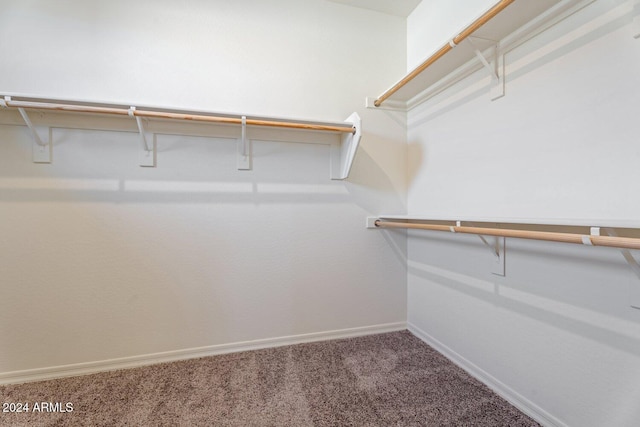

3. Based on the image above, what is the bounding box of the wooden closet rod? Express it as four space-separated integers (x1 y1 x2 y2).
374 0 515 107
3 99 356 134
375 220 640 251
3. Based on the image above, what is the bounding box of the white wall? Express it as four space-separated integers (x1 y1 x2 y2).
405 0 640 426
0 0 408 378
407 0 495 70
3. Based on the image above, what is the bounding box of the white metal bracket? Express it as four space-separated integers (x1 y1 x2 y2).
330 112 362 180
12 96 52 163
599 227 640 309
463 222 506 276
481 235 506 276
237 115 251 170
129 107 156 167
367 218 506 275
466 37 504 101
633 0 640 39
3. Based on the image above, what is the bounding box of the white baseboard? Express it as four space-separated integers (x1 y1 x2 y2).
0 322 406 386
407 322 566 427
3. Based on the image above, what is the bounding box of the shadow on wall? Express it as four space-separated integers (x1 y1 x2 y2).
407 140 424 188
0 125 410 371
338 129 409 268
0 124 410 213
407 0 636 130
505 0 636 87
0 133 355 206
402 229 640 359
344 142 406 216
0 179 355 205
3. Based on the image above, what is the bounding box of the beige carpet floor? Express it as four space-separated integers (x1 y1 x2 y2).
1 331 539 426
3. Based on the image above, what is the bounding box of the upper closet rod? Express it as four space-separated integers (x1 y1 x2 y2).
374 0 515 107
3 98 356 134
375 220 640 251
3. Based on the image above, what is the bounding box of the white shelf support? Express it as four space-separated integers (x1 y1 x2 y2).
129 106 156 167
237 115 251 170
368 216 506 275
330 112 361 180
600 227 640 309
477 234 506 276
370 1 598 111
633 0 640 38
463 221 506 276
1 95 358 178
489 236 506 276
11 96 52 163
467 37 505 101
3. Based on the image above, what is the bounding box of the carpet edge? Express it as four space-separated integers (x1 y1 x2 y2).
407 322 566 427
0 322 407 386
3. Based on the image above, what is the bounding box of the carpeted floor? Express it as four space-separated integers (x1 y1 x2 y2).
1 331 539 426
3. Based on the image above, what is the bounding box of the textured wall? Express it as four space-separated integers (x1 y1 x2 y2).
0 0 407 376
405 0 640 426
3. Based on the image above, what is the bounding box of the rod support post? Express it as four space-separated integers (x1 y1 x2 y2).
14 102 52 163
130 106 156 167
237 115 251 170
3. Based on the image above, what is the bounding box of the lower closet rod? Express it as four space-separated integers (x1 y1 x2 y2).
374 220 640 250
3 99 356 134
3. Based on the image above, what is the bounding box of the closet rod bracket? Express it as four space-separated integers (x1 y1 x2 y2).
11 96 52 163
466 37 504 101
237 115 251 170
330 112 361 180
129 106 156 167
462 221 505 276
599 227 640 309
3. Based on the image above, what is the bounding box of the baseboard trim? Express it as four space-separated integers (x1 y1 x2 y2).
0 322 406 386
407 322 566 427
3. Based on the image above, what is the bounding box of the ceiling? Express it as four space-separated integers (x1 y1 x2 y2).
326 0 422 18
